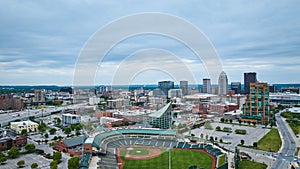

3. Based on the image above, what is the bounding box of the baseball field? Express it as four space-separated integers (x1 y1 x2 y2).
118 146 215 169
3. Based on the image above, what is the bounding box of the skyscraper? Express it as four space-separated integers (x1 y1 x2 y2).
218 71 228 95
241 82 272 124
244 72 257 94
158 81 174 96
231 82 241 94
180 81 188 95
202 78 211 94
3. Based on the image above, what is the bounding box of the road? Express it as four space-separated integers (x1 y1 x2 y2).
270 112 297 169
0 103 87 126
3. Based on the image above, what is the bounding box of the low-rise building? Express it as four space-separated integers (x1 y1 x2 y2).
54 136 86 156
10 120 38 134
0 136 27 151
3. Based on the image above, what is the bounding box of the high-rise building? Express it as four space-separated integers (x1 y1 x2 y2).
218 71 228 95
158 81 174 96
34 90 45 102
231 82 241 94
202 78 211 94
180 81 188 95
241 82 272 124
244 72 257 94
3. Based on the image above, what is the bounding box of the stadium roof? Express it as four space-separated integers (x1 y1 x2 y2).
79 152 91 169
63 135 86 147
148 102 172 118
91 128 176 148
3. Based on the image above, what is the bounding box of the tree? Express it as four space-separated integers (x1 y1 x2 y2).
75 125 82 131
241 139 245 145
76 131 81 136
45 133 49 138
8 146 20 158
50 160 58 169
252 121 256 126
1 146 7 151
21 129 28 136
220 139 223 143
216 126 221 131
53 152 62 162
64 128 71 134
173 112 178 118
68 156 80 169
49 128 57 135
0 156 7 164
247 121 251 125
229 119 233 123
239 120 242 125
253 142 258 148
17 160 25 167
25 144 35 153
38 122 47 132
220 118 225 123
31 163 38 169
0 152 5 158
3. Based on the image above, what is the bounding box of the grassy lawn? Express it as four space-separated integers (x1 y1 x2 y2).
218 154 226 167
238 160 267 169
204 122 213 130
281 111 300 135
122 149 213 169
257 128 282 152
295 147 300 156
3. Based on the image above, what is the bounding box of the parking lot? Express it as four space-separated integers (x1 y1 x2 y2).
1 153 51 169
189 122 271 147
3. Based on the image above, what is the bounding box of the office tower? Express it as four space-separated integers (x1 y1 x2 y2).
241 82 272 124
158 81 174 96
231 82 241 94
244 72 257 94
180 81 188 95
202 78 211 94
218 71 228 95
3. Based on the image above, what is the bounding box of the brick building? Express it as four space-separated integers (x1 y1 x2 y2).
54 136 86 156
0 94 24 111
0 136 27 151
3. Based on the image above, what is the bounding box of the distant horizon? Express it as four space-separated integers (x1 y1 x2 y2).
1 83 300 87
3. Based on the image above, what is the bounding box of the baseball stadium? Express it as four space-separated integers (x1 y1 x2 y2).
79 103 227 169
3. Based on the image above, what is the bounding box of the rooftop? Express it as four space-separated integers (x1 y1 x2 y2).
148 102 172 118
63 135 86 147
10 120 38 126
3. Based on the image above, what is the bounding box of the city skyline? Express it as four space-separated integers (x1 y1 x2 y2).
0 1 300 85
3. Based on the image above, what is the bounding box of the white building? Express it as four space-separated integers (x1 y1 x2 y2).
89 96 101 105
62 113 81 125
10 120 39 134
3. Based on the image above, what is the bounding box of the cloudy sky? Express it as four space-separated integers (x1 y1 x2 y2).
0 0 299 86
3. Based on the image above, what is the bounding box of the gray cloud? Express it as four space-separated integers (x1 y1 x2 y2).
0 0 299 85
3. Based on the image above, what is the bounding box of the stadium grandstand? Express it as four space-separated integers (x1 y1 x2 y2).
79 128 225 169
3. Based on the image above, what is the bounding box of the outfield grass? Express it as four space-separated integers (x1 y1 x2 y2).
238 160 267 169
257 128 282 152
218 154 226 167
122 149 213 169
